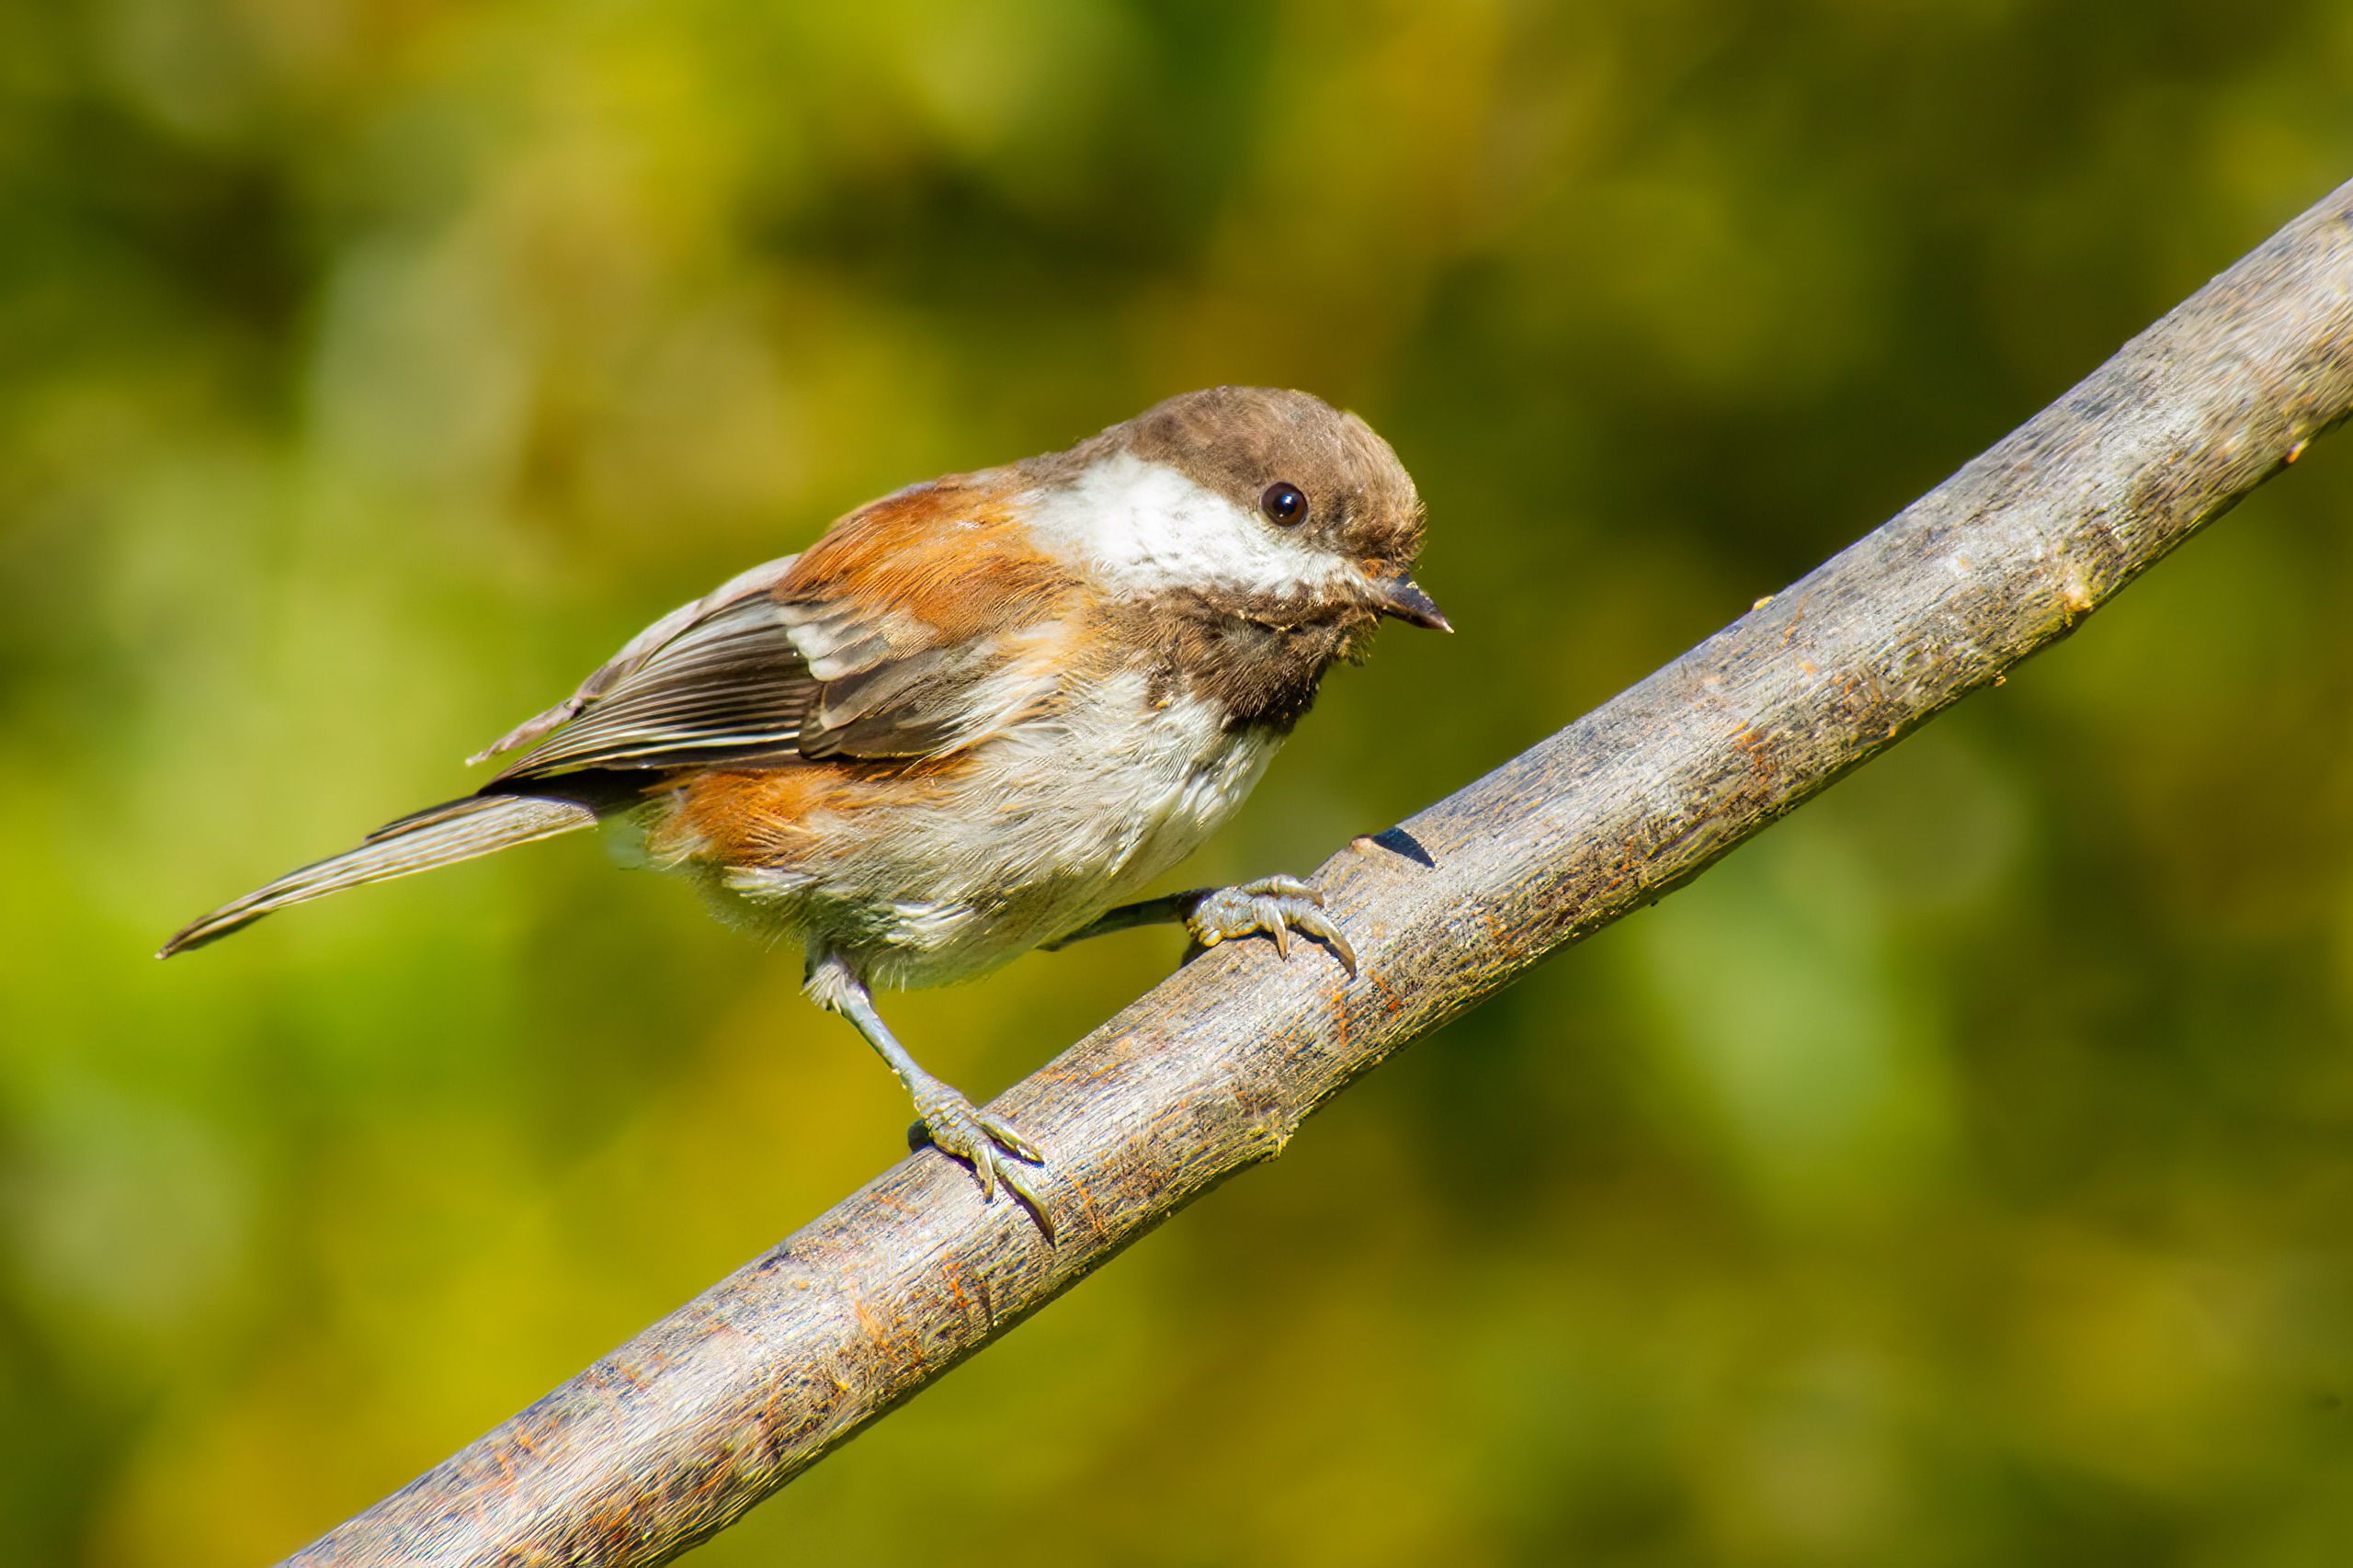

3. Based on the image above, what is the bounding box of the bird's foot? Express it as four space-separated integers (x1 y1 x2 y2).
906 1081 1052 1236
1185 876 1357 977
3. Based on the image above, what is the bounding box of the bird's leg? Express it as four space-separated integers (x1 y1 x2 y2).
805 950 1051 1233
1043 876 1357 977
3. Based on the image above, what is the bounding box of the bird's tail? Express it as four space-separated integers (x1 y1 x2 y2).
158 793 597 957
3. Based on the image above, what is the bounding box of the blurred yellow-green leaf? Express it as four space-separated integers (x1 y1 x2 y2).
6 1 2353 1563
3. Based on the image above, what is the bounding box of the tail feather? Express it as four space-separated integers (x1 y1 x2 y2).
158 793 597 957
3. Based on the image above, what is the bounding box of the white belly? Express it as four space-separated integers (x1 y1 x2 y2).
708 669 1281 991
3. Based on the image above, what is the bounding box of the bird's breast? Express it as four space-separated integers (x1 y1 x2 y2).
645 665 1282 988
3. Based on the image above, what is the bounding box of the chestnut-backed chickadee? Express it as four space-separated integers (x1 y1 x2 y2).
162 386 1447 1228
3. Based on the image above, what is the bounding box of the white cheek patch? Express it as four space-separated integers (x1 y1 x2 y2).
1026 449 1353 597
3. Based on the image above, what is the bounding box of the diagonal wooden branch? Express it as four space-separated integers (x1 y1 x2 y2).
290 176 2353 1568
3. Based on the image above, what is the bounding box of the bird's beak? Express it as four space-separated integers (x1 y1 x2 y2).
1371 574 1452 632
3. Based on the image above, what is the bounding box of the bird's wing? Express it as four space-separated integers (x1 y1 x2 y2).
481 479 1074 779
468 553 806 767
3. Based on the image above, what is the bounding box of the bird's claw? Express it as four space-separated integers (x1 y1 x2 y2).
906 1084 1052 1236
1185 876 1358 977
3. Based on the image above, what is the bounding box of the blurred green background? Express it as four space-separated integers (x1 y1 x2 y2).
6 1 2353 1563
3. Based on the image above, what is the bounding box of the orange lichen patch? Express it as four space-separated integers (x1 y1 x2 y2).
852 1299 886 1345
782 469 1079 642
2059 560 2098 619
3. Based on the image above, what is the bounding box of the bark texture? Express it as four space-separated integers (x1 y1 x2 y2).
290 177 2353 1567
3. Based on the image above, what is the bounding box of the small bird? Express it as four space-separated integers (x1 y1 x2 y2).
161 386 1446 1227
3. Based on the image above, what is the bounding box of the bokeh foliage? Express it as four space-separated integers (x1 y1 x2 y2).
6 1 2353 1562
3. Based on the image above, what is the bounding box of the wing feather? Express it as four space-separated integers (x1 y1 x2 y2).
483 569 1057 779
470 553 804 764
493 597 821 775
478 475 1076 780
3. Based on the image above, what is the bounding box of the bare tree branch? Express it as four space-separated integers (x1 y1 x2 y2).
287 177 2353 1567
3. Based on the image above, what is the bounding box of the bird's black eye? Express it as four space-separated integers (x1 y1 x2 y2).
1260 482 1308 526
